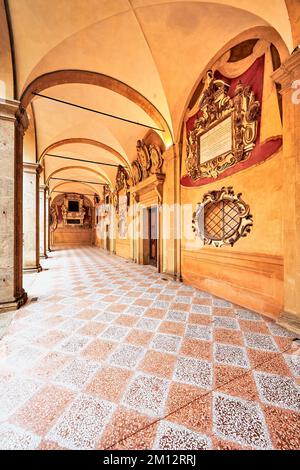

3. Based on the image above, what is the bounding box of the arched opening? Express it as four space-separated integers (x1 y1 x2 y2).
178 30 289 317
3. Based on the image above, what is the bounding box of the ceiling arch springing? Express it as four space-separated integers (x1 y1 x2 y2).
3 0 293 189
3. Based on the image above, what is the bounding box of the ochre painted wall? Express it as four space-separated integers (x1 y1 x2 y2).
180 43 284 318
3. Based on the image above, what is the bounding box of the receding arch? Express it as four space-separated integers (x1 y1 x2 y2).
0 1 14 100
50 181 99 204
46 164 112 189
39 137 130 171
20 69 173 146
176 25 290 142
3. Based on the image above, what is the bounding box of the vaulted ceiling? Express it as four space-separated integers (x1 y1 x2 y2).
2 0 294 197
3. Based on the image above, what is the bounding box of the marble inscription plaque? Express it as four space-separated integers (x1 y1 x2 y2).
199 116 232 163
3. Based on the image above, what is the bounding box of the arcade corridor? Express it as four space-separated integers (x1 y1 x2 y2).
0 247 299 450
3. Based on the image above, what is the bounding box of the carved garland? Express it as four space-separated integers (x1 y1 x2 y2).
186 70 260 180
115 165 130 193
132 140 164 185
192 186 253 247
114 165 131 212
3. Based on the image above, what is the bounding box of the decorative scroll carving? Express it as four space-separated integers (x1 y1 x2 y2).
50 205 58 232
131 140 164 186
112 190 118 208
132 160 142 185
118 195 128 238
51 193 92 229
186 70 260 180
192 186 253 247
136 139 151 179
62 193 86 226
154 180 164 205
115 165 130 193
149 144 163 174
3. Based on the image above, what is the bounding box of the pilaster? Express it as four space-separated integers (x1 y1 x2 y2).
39 183 48 259
0 99 28 312
273 49 300 334
23 162 42 272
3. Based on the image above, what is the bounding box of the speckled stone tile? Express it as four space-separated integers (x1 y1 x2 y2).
243 332 278 352
0 376 41 420
262 404 300 450
214 316 240 330
47 394 115 449
174 357 212 389
213 343 250 369
213 392 272 449
10 384 75 435
108 343 144 369
153 421 211 450
1 246 298 450
53 358 98 391
0 423 41 450
150 333 181 353
101 325 130 341
98 406 155 449
186 324 212 341
85 366 132 402
138 350 176 378
180 338 212 361
284 354 300 378
166 310 188 322
254 371 300 411
122 373 169 417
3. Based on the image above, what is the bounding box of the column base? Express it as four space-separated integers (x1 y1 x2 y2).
160 271 182 282
0 290 28 313
23 264 42 273
277 310 300 337
40 254 48 259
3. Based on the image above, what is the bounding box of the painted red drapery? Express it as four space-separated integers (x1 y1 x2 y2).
181 55 282 187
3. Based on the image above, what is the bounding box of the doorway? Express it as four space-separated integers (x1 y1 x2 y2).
105 224 110 252
149 206 158 267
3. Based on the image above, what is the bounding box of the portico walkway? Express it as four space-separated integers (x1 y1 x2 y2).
0 247 299 450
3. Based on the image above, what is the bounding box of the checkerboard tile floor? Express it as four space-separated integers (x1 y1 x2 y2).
0 246 300 450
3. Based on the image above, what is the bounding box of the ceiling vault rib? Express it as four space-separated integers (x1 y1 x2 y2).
45 153 122 168
50 177 106 186
51 190 97 196
32 92 165 132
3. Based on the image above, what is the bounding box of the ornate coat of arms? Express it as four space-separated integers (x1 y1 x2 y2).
186 70 260 180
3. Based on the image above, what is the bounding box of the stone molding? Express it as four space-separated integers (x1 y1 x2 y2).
272 49 300 90
23 162 43 174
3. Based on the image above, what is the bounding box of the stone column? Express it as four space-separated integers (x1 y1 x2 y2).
273 49 300 334
23 163 42 272
161 144 181 280
0 99 28 312
45 190 50 253
39 184 48 259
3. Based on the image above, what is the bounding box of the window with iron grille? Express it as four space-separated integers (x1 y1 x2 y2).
192 187 253 247
204 200 241 241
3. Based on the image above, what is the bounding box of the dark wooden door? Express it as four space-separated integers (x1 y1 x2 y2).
106 225 110 252
149 206 157 267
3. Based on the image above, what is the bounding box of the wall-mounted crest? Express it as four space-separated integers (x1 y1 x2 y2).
149 144 163 174
115 165 130 193
192 186 253 247
136 139 151 179
131 140 164 186
186 70 260 180
132 160 142 185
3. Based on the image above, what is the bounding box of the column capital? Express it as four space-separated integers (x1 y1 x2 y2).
15 106 29 134
23 162 43 174
163 144 177 163
40 183 49 191
0 98 19 121
0 98 29 133
272 49 300 91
